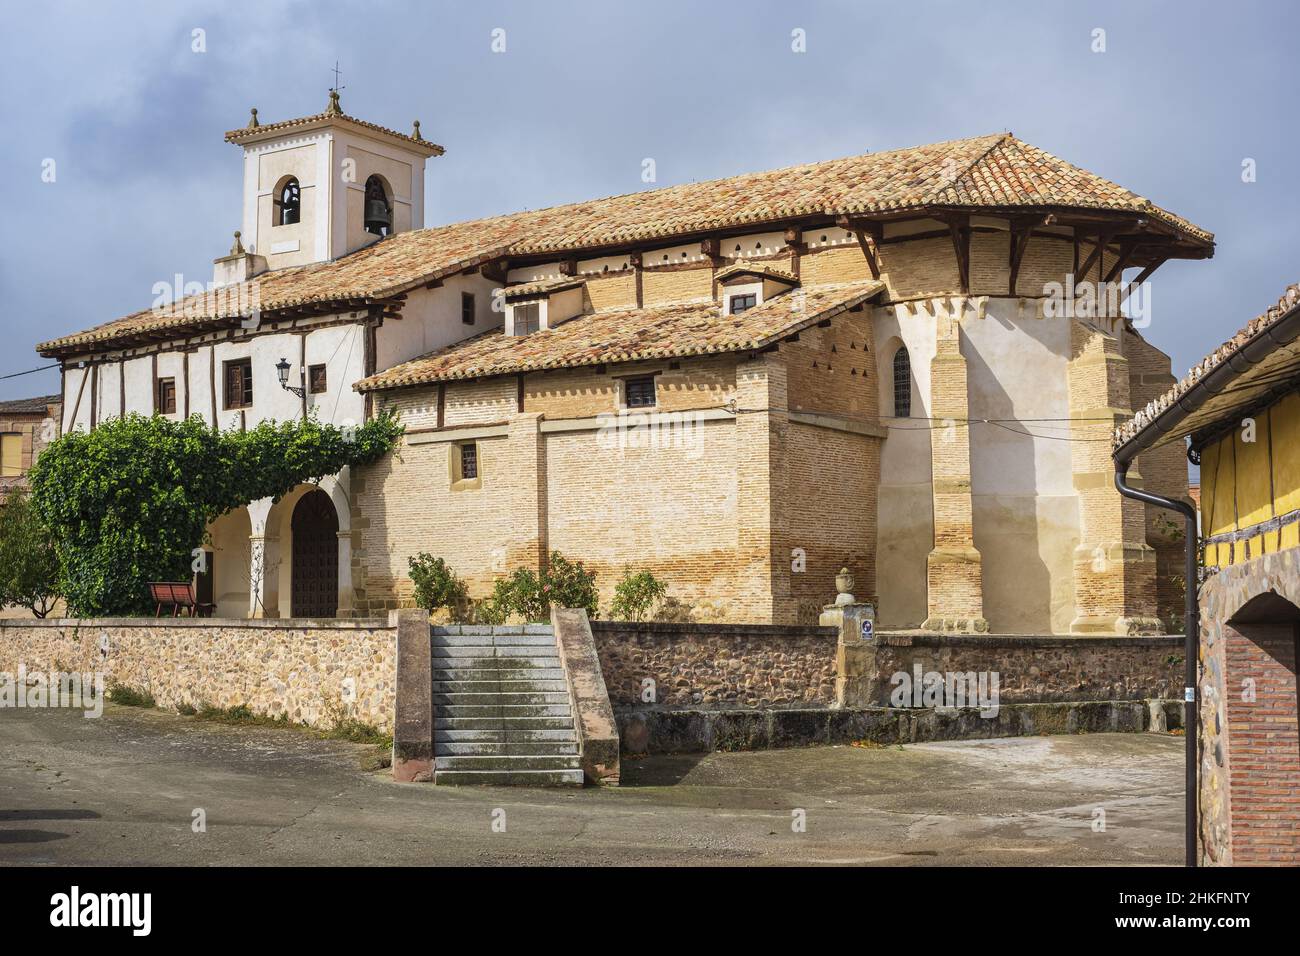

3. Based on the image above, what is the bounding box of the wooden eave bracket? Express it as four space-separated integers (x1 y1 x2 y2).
835 214 883 279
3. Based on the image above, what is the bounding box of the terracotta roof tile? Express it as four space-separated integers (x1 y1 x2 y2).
501 276 586 299
39 133 1212 356
356 281 884 392
715 262 798 285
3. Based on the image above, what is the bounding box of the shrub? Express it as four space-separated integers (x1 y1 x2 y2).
487 551 599 623
107 683 155 708
609 569 667 622
407 554 468 614
541 551 599 620
488 567 547 623
0 488 61 617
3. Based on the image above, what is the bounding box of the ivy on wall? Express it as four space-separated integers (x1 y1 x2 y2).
29 412 403 617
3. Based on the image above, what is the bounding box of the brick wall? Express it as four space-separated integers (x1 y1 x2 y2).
1224 621 1300 864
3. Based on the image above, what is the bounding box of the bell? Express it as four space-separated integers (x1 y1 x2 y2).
364 199 391 234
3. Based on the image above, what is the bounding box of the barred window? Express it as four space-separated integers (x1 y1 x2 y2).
459 443 478 480
462 292 476 325
892 347 912 418
625 375 656 408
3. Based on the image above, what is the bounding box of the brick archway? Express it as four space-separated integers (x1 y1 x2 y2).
1200 549 1300 864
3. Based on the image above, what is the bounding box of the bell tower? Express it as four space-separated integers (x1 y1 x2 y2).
222 91 443 271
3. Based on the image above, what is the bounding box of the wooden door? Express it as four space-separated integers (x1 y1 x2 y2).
291 489 339 617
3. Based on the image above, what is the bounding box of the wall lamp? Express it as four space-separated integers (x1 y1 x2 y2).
276 357 305 398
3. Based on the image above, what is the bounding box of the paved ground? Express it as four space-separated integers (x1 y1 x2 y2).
0 704 1184 866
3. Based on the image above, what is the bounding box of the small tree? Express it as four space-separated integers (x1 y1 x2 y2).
609 569 667 622
540 551 599 620
407 553 468 614
486 551 599 623
0 488 61 618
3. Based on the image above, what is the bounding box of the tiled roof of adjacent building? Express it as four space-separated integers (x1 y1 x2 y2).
1113 281 1300 452
0 394 59 415
38 133 1212 356
714 262 798 285
356 281 885 391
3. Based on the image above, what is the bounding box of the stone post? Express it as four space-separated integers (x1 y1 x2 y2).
392 608 433 783
923 302 988 633
247 496 279 618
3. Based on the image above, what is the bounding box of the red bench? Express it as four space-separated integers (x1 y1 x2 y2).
148 581 215 618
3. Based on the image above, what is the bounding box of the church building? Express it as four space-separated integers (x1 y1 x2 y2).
36 96 1211 631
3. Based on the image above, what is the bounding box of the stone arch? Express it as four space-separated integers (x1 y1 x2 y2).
269 480 352 618
1200 552 1300 864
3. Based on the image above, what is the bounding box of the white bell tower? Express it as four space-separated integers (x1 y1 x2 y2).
222 90 443 272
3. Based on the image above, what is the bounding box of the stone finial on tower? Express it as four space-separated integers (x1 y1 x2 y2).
412 120 424 141
230 230 246 256
247 107 259 129
326 88 343 116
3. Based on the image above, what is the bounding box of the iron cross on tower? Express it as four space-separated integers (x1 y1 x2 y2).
330 61 345 94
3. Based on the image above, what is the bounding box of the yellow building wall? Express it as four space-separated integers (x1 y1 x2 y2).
1200 391 1300 567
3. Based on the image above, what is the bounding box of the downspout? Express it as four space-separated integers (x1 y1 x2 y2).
1114 462 1198 868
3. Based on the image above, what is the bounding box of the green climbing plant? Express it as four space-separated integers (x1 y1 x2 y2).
29 412 403 617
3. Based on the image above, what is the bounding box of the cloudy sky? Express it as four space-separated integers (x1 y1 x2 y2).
2 0 1297 402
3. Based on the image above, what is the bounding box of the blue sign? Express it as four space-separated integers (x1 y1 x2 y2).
860 619 874 639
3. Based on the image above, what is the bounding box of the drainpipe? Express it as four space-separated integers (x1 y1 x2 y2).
1114 463 1198 868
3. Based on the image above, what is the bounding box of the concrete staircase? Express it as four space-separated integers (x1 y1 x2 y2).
431 626 583 786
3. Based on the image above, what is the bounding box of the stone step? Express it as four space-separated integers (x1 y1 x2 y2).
440 704 575 719
435 727 577 743
432 679 568 694
439 715 576 731
502 728 580 743
434 754 581 772
432 648 560 664
489 634 557 647
435 741 578 756
432 691 572 706
434 768 583 787
433 667 566 682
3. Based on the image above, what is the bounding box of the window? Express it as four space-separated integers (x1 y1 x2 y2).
729 293 757 314
892 346 912 418
1 433 21 478
156 377 177 414
224 358 254 409
308 364 328 395
625 375 656 409
512 302 540 336
459 443 478 481
363 175 392 237
461 292 476 325
275 177 301 226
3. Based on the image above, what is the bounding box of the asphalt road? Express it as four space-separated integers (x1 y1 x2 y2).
0 703 1184 866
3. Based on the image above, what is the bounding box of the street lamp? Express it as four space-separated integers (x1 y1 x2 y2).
276 357 305 398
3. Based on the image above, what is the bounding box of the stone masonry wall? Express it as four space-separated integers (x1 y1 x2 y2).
0 617 398 732
590 621 838 709
865 633 1183 705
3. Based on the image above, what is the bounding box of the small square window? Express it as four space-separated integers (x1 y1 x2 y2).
156 377 177 414
462 291 476 325
625 375 656 409
223 358 253 409
308 364 327 394
729 293 757 314
512 302 540 336
459 442 478 480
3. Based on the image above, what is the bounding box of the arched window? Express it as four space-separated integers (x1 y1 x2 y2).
275 177 300 226
892 346 912 418
363 175 392 237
